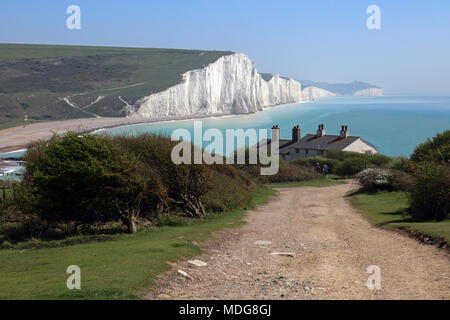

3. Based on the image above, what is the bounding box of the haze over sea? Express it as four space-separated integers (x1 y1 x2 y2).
104 96 450 158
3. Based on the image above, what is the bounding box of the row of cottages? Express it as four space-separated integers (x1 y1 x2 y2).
260 124 378 162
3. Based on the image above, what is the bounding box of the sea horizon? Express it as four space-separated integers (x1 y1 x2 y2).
102 95 450 158
0 95 449 160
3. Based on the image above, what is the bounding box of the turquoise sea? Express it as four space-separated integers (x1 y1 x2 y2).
104 96 450 157
1 96 449 159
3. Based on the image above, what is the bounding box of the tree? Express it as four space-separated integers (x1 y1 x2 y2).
167 164 212 217
411 130 450 163
408 163 450 221
24 133 145 233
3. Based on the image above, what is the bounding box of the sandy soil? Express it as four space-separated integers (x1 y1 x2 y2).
147 183 450 300
0 113 229 152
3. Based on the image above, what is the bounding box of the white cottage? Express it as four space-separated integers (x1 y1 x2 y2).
260 124 378 161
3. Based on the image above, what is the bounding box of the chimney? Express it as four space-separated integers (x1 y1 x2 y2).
340 125 349 138
292 125 301 142
316 124 325 137
271 124 280 142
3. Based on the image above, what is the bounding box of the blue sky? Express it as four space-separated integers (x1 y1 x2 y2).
1 0 449 95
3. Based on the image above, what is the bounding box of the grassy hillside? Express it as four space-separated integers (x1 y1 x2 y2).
0 44 232 123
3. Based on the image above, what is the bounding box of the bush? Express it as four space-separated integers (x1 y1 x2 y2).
291 158 341 174
368 154 392 167
289 151 393 177
113 134 260 217
155 214 187 227
1 240 13 250
246 161 319 184
24 133 146 233
390 157 415 172
203 165 254 212
325 150 391 167
334 157 368 176
408 164 450 221
356 168 393 190
356 168 412 191
390 170 414 191
411 130 450 163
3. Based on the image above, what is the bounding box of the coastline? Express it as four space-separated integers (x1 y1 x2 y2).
0 103 301 153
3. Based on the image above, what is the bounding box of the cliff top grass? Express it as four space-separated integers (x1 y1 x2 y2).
0 185 275 299
0 44 233 123
349 190 450 245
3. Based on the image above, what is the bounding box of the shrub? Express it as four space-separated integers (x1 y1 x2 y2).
390 157 415 173
390 170 414 191
408 163 450 221
247 161 319 184
203 165 254 212
356 168 393 190
24 133 146 233
1 240 13 250
334 157 368 176
411 130 450 163
167 163 212 217
325 150 391 166
356 168 412 191
291 158 341 174
155 214 187 227
114 134 250 217
368 154 392 167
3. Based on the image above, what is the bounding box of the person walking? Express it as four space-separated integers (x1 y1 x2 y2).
322 163 329 178
315 162 321 173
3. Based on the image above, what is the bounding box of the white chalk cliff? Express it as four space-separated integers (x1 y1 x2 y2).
353 88 383 97
131 53 302 118
302 86 336 102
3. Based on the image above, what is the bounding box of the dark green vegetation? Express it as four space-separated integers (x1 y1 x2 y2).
0 132 319 246
291 150 392 177
410 130 450 163
350 130 450 244
0 129 448 299
298 80 380 95
25 133 145 233
0 44 232 123
1 131 303 299
0 186 275 299
407 131 450 221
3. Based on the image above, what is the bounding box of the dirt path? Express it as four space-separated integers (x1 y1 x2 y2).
147 183 450 300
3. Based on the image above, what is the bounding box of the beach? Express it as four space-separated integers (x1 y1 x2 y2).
0 113 235 153
1 96 449 157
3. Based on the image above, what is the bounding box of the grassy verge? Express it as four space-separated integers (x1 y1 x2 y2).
349 191 450 245
268 176 346 188
0 186 275 300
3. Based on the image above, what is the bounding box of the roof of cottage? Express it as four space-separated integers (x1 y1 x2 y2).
286 134 361 151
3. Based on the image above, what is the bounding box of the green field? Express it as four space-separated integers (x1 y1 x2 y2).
0 186 275 300
349 191 450 244
0 44 232 123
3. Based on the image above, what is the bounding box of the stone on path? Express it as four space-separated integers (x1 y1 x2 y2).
177 269 193 280
253 240 272 245
269 252 295 257
188 259 208 267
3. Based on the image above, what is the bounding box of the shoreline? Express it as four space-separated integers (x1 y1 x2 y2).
0 103 301 153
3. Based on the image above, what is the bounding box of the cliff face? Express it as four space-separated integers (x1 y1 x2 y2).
298 80 382 100
132 53 302 118
302 86 336 102
353 88 383 97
